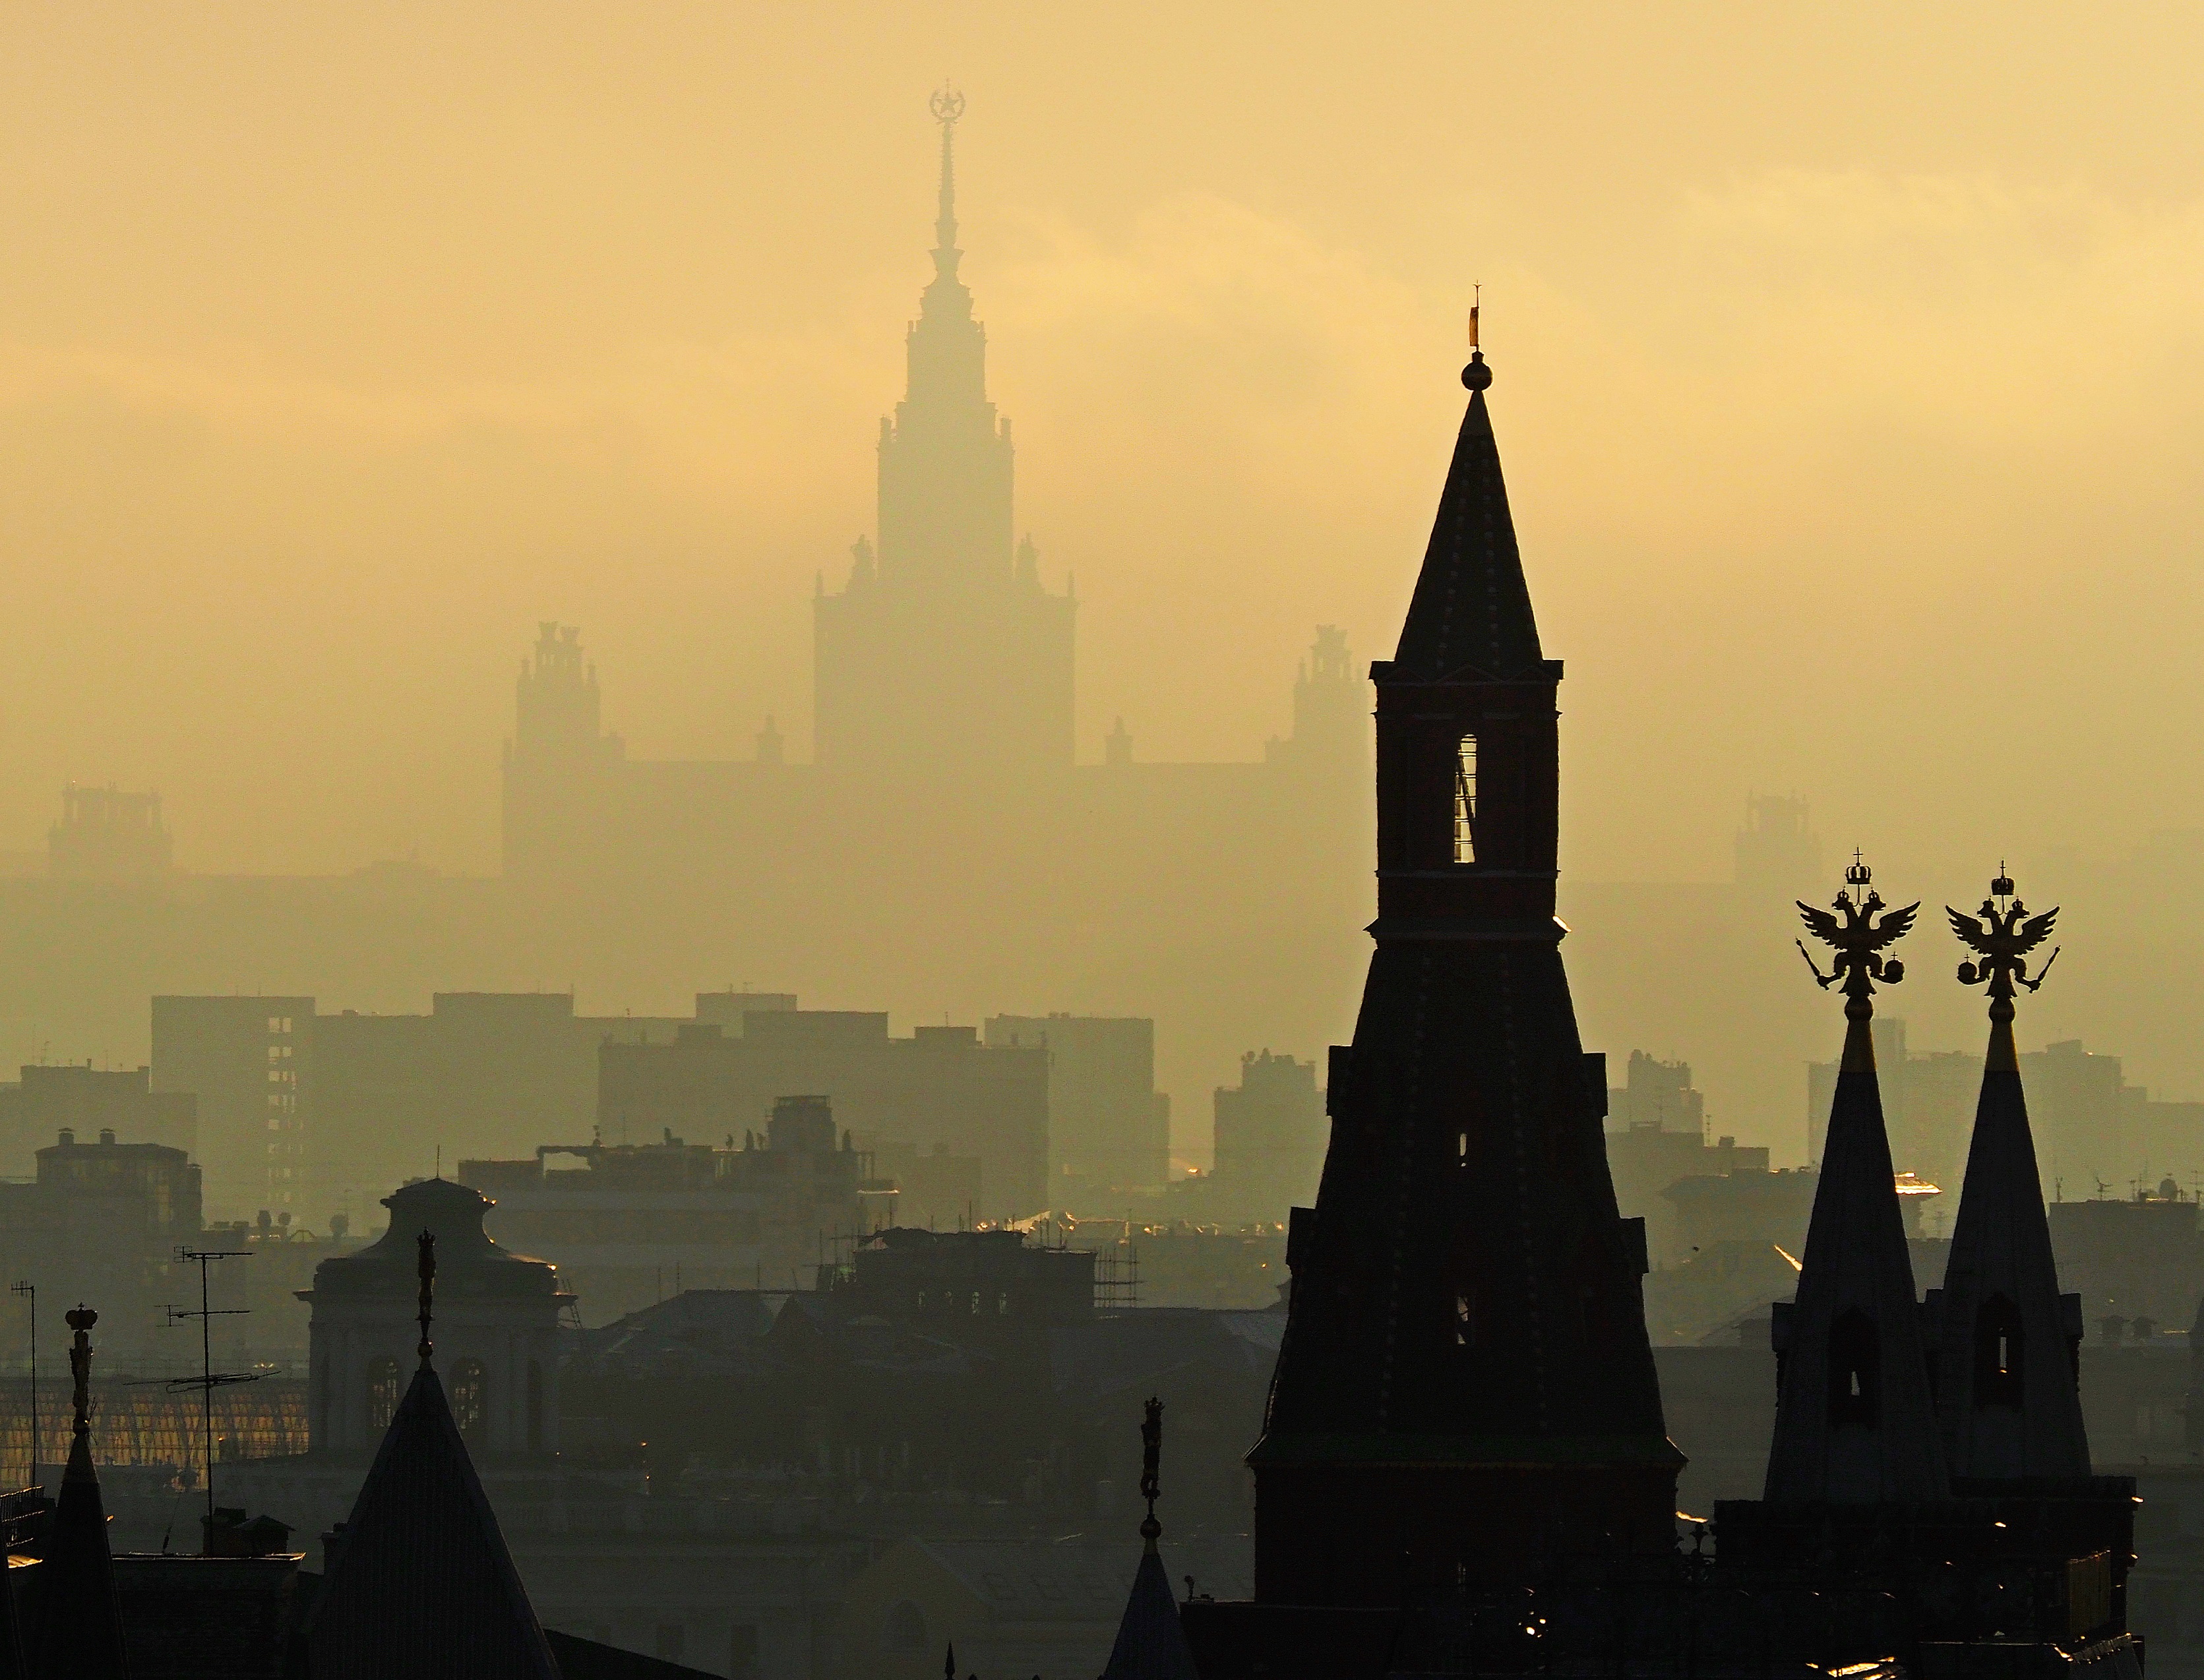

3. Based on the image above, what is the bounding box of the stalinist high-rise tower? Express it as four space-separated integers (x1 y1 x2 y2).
812 88 1077 776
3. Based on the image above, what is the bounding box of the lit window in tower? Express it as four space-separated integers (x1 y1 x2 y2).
1453 736 1479 863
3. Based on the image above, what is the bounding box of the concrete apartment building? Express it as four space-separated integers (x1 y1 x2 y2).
0 1062 196 1176
154 988 1068 1228
980 1014 1169 1199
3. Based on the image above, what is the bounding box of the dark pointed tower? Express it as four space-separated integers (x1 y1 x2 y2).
1934 870 2089 1479
814 90 1076 776
1764 862 1947 1503
34 1306 129 1680
304 1234 559 1679
1250 342 1680 1605
1100 1398 1200 1680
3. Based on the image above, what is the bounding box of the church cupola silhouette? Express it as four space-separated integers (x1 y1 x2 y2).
813 91 1076 775
1249 339 1679 1605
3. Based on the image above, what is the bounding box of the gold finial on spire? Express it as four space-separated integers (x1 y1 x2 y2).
1462 285 1491 390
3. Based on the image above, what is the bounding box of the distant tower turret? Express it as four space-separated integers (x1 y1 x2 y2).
503 623 623 876
49 784 173 883
1736 793 1821 893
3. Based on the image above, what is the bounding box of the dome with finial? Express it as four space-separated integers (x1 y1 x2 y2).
309 1176 561 1301
1461 349 1492 390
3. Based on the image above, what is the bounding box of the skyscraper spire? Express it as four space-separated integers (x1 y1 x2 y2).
1934 870 2089 1479
1766 859 1947 1503
930 84 964 281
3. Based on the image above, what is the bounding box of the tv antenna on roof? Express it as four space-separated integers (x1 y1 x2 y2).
142 1246 255 1552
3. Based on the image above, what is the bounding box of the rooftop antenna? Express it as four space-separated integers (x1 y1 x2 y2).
153 1245 254 1550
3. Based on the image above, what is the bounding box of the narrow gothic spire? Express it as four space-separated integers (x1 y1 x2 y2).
34 1306 129 1679
1253 350 1677 1602
1391 351 1543 682
1767 862 1947 1503
1101 1398 1199 1680
1934 872 2089 1479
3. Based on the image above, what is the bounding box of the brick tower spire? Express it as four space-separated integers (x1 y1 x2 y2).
1765 862 1948 1503
1250 345 1680 1605
1934 870 2089 1479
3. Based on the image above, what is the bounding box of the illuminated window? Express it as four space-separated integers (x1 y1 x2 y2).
452 1358 488 1447
1453 735 1479 863
365 1355 400 1433
1974 1294 2025 1408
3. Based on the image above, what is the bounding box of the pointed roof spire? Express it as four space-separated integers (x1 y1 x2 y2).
1391 327 1543 682
1101 1398 1198 1680
1766 860 1948 1503
415 1228 435 1369
1936 871 2089 1479
929 84 965 284
32 1305 129 1679
304 1351 557 1677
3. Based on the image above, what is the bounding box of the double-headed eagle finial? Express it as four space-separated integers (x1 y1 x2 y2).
1947 864 2059 1024
1795 853 1919 1021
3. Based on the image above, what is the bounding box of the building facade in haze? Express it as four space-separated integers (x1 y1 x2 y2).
983 1013 1169 1199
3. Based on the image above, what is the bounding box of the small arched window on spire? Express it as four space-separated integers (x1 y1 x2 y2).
1453 736 1479 864
1974 1294 2025 1408
365 1355 400 1435
1827 1308 1881 1427
452 1358 489 1449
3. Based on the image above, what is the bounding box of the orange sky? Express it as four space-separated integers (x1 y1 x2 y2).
1 2 2201 889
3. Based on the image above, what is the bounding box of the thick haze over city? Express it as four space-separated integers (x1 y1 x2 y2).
1 5 2201 1153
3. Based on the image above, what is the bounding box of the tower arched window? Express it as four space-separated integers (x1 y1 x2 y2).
1827 1308 1880 1427
452 1358 489 1449
1974 1294 2025 1408
1452 736 1479 864
365 1356 401 1435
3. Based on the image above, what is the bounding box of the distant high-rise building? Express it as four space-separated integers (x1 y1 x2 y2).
1207 1050 1326 1220
984 1013 1169 1197
1732 792 1820 892
48 783 171 882
814 100 1075 776
0 1062 195 1175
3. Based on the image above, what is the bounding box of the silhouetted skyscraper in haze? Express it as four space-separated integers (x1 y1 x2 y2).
816 96 1076 776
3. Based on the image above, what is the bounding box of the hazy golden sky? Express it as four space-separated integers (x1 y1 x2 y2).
2 3 2201 882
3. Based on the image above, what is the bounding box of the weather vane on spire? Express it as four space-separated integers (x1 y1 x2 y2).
1949 864 2059 1023
1795 852 1918 1021
1462 285 1491 392
930 82 965 127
